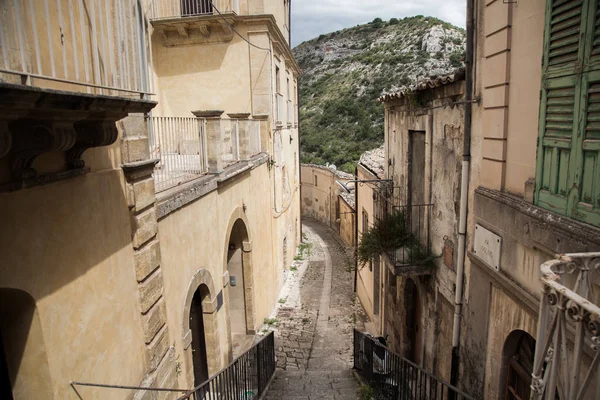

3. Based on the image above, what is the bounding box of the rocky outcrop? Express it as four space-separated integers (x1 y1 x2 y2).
294 16 465 173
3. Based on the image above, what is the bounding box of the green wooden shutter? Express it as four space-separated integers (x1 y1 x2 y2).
536 0 600 225
535 76 579 214
573 71 600 225
545 0 585 78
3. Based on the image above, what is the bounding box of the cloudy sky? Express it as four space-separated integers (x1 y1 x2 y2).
291 0 466 47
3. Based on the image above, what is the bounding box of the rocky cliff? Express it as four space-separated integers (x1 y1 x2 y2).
294 16 466 173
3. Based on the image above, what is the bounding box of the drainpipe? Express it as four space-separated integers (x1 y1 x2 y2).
288 0 292 45
451 0 474 389
354 166 359 292
297 76 302 241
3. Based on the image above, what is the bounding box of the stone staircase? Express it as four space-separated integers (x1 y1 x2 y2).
263 370 361 400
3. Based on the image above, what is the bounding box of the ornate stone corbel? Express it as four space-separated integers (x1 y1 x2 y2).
157 28 168 42
177 26 188 38
9 120 77 180
197 22 210 37
67 120 119 169
219 20 233 38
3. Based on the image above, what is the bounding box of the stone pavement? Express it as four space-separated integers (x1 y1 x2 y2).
264 219 367 399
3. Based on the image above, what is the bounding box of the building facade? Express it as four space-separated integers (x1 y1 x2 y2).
0 1 300 399
300 163 355 247
355 74 466 384
460 0 600 398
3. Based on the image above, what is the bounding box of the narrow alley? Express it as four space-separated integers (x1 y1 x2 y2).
264 219 368 399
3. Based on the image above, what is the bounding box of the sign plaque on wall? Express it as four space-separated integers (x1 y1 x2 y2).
473 224 502 271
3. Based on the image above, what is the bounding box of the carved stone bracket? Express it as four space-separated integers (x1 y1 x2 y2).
9 120 77 180
151 15 235 47
67 120 119 169
0 83 156 190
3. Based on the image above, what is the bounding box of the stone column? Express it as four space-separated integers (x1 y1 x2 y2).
192 110 225 174
120 114 177 399
227 113 251 160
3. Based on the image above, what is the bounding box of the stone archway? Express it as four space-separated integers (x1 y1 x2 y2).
222 207 256 358
182 269 221 379
499 330 536 400
0 288 53 399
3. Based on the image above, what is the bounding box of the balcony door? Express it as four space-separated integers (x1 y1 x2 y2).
408 131 427 241
181 0 212 16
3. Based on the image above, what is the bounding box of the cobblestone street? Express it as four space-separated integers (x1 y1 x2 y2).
264 219 367 399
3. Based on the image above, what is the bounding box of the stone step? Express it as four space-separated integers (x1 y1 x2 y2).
263 369 360 400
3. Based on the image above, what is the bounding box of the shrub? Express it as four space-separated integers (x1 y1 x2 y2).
358 211 435 267
389 18 399 25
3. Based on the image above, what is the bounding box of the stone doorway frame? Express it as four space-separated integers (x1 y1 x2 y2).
222 207 256 337
182 269 221 378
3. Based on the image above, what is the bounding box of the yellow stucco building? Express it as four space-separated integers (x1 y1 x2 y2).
0 0 300 398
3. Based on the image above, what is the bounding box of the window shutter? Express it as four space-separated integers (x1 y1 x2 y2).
535 76 579 214
537 0 600 225
573 72 600 224
545 0 585 78
586 0 600 69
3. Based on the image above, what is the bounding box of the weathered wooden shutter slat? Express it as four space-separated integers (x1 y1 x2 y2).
587 2 600 66
536 0 600 225
573 73 600 224
547 0 584 69
536 76 578 213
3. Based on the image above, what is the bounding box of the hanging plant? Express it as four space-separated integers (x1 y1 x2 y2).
358 210 436 268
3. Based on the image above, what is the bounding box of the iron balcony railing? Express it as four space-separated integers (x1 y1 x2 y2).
149 116 262 192
386 204 433 268
149 0 239 21
0 0 151 98
531 252 600 400
149 116 208 193
179 331 275 400
354 330 475 400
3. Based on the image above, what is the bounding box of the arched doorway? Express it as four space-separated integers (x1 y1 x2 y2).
190 285 210 387
227 220 249 336
182 269 221 386
404 278 422 365
224 210 256 359
0 288 53 399
500 330 536 400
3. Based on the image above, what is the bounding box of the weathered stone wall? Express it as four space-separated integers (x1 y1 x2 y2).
381 79 465 382
300 164 352 228
355 164 383 335
339 197 355 247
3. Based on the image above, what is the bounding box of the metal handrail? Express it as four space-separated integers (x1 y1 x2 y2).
354 329 475 400
531 253 600 400
178 331 275 400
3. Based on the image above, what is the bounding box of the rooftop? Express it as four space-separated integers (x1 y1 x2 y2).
359 145 385 178
379 68 466 102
